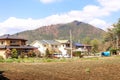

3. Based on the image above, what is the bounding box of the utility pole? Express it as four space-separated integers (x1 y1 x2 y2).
116 35 119 49
70 30 73 58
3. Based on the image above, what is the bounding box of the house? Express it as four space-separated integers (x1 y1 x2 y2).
31 40 61 56
55 40 70 56
73 42 92 55
0 34 37 59
31 40 70 57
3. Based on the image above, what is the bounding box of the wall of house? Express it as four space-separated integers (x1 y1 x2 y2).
58 44 67 55
31 41 70 57
32 42 47 56
0 39 26 46
0 50 6 59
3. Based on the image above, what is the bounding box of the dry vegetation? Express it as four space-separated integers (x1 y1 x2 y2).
0 56 120 80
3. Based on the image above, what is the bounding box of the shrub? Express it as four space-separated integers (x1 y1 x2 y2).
110 48 117 55
45 48 50 58
11 48 18 58
0 56 4 62
27 50 36 57
20 52 25 59
74 51 83 58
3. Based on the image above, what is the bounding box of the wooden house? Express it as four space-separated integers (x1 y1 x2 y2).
0 34 37 58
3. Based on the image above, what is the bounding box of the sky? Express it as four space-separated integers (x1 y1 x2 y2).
0 0 120 35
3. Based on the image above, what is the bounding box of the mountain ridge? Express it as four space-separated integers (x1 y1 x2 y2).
14 20 106 43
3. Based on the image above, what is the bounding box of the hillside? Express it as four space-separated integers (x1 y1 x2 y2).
14 20 106 43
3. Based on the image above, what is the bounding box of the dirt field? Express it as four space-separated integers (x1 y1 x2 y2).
0 56 120 80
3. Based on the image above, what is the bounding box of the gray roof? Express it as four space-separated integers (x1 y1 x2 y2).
0 34 27 41
7 45 37 49
0 45 37 49
0 45 6 48
42 40 61 45
39 40 48 45
36 40 61 45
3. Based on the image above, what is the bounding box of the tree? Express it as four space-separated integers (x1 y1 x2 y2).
104 18 120 49
104 28 116 49
113 19 120 37
45 48 50 58
27 50 35 57
5 48 11 58
112 19 120 49
11 48 18 58
82 37 91 45
34 49 41 58
90 39 100 54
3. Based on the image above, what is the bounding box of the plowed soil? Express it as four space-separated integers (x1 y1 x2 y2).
0 57 120 80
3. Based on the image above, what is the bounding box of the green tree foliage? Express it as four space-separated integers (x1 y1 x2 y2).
45 48 50 58
74 51 83 58
90 39 100 53
20 52 25 59
104 28 116 50
27 50 35 57
82 37 91 44
105 18 120 49
113 19 120 36
11 48 18 58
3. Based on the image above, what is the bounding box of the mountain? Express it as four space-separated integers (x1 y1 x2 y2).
14 20 106 43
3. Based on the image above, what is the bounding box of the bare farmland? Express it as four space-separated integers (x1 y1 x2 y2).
0 56 120 80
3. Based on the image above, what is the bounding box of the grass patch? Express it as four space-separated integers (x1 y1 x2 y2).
0 56 111 63
81 57 99 60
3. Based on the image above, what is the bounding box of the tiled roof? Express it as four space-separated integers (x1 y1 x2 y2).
0 45 37 49
74 43 84 47
74 43 92 47
6 45 37 49
43 40 60 45
0 34 27 41
55 40 69 43
39 40 48 44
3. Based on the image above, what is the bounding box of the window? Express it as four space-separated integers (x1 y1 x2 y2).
0 41 4 45
10 40 17 44
43 45 46 47
10 40 19 46
51 45 54 48
55 45 58 48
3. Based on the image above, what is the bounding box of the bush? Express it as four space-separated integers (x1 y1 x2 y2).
27 50 36 57
20 52 25 58
11 49 18 58
45 48 51 58
110 48 117 55
0 56 4 62
74 51 83 58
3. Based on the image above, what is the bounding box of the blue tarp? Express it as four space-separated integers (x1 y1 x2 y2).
74 43 84 47
101 51 110 56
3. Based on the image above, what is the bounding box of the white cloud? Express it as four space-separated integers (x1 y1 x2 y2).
88 19 110 30
0 0 120 35
40 0 61 4
98 0 120 12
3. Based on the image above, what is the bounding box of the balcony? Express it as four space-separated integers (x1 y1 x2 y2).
10 43 20 46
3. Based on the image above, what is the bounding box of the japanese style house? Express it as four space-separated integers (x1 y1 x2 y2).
0 34 37 58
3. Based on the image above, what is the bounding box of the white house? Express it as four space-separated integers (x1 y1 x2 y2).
31 40 47 56
31 40 70 57
55 40 70 56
